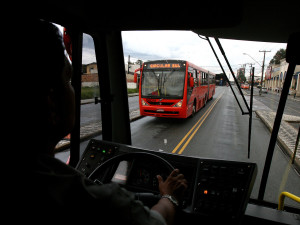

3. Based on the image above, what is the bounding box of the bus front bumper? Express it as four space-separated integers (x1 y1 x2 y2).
140 107 187 118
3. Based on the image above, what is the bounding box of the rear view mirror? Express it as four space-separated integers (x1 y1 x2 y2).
189 77 194 87
134 68 142 83
63 28 72 61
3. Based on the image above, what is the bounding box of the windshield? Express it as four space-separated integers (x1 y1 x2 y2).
141 70 185 98
53 29 300 212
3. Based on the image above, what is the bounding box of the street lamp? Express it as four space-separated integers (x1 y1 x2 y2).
243 52 266 95
243 53 262 67
243 51 270 87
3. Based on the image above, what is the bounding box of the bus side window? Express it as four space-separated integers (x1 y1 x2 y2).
209 74 215 84
193 69 198 87
188 73 193 90
202 72 207 85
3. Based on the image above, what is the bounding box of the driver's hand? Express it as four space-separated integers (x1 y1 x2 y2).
157 169 188 202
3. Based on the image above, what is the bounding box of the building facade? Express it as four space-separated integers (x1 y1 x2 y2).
81 62 139 89
264 59 300 96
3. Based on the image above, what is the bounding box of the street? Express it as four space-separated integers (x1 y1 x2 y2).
56 86 300 208
244 87 300 117
128 87 299 204
80 94 139 127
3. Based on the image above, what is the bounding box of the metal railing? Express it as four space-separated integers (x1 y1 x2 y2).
278 191 300 211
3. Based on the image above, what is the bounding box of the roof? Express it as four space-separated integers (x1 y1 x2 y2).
21 0 299 43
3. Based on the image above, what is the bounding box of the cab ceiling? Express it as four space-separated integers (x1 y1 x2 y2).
28 0 299 43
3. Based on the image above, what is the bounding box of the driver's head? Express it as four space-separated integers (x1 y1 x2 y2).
14 19 75 155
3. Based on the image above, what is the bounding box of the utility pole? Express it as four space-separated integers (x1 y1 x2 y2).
259 50 271 95
259 50 271 86
128 55 131 74
246 63 254 84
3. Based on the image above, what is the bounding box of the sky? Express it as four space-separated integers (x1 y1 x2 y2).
55 23 287 81
121 31 287 80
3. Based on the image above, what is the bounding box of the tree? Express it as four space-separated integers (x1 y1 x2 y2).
237 68 246 84
269 48 286 65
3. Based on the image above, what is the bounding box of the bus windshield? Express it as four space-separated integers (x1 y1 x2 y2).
141 69 185 99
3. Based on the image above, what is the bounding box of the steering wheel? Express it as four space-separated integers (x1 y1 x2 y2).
88 152 175 206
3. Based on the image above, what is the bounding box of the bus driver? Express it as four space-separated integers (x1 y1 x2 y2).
10 19 187 225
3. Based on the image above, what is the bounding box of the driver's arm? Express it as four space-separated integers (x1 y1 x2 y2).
151 169 188 225
84 168 186 225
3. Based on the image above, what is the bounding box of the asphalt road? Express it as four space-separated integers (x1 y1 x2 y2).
244 88 300 117
129 86 300 207
80 95 139 127
57 86 300 208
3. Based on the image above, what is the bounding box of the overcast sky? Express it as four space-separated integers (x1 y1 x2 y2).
55 24 286 79
77 29 286 80
121 31 287 79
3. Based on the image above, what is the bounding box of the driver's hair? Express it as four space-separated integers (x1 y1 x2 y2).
11 19 67 155
19 19 66 94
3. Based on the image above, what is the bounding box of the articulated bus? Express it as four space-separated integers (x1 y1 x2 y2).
136 60 216 118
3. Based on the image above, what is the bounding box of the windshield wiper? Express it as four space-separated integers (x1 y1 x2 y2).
160 70 174 94
200 35 250 115
200 33 300 201
199 35 254 159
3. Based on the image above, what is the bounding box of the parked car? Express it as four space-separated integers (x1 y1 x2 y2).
261 87 268 93
241 83 250 89
289 89 296 95
274 87 280 93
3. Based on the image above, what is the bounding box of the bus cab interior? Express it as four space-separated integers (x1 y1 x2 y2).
11 1 300 224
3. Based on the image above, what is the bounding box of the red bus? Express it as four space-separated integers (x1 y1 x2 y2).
135 60 216 118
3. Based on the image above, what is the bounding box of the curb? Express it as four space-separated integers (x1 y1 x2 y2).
54 110 143 152
80 93 139 105
255 110 300 173
55 93 140 152
242 88 300 102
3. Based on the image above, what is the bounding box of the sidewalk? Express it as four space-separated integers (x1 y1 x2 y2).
267 89 300 102
241 87 300 101
237 87 300 171
255 110 300 172
55 105 142 152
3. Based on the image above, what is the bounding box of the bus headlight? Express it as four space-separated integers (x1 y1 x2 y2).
173 100 183 107
141 99 149 106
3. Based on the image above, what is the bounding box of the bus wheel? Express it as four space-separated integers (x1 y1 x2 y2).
210 92 214 100
191 102 196 118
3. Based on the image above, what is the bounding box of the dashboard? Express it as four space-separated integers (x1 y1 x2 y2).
76 139 257 225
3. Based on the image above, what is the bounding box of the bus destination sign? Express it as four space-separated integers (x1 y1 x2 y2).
145 63 182 69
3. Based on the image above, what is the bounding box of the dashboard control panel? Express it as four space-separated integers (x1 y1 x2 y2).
76 139 257 224
194 160 256 222
76 139 118 177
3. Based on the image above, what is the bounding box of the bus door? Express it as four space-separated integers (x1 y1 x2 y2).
194 69 200 102
202 72 209 101
187 68 194 104
207 73 210 97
